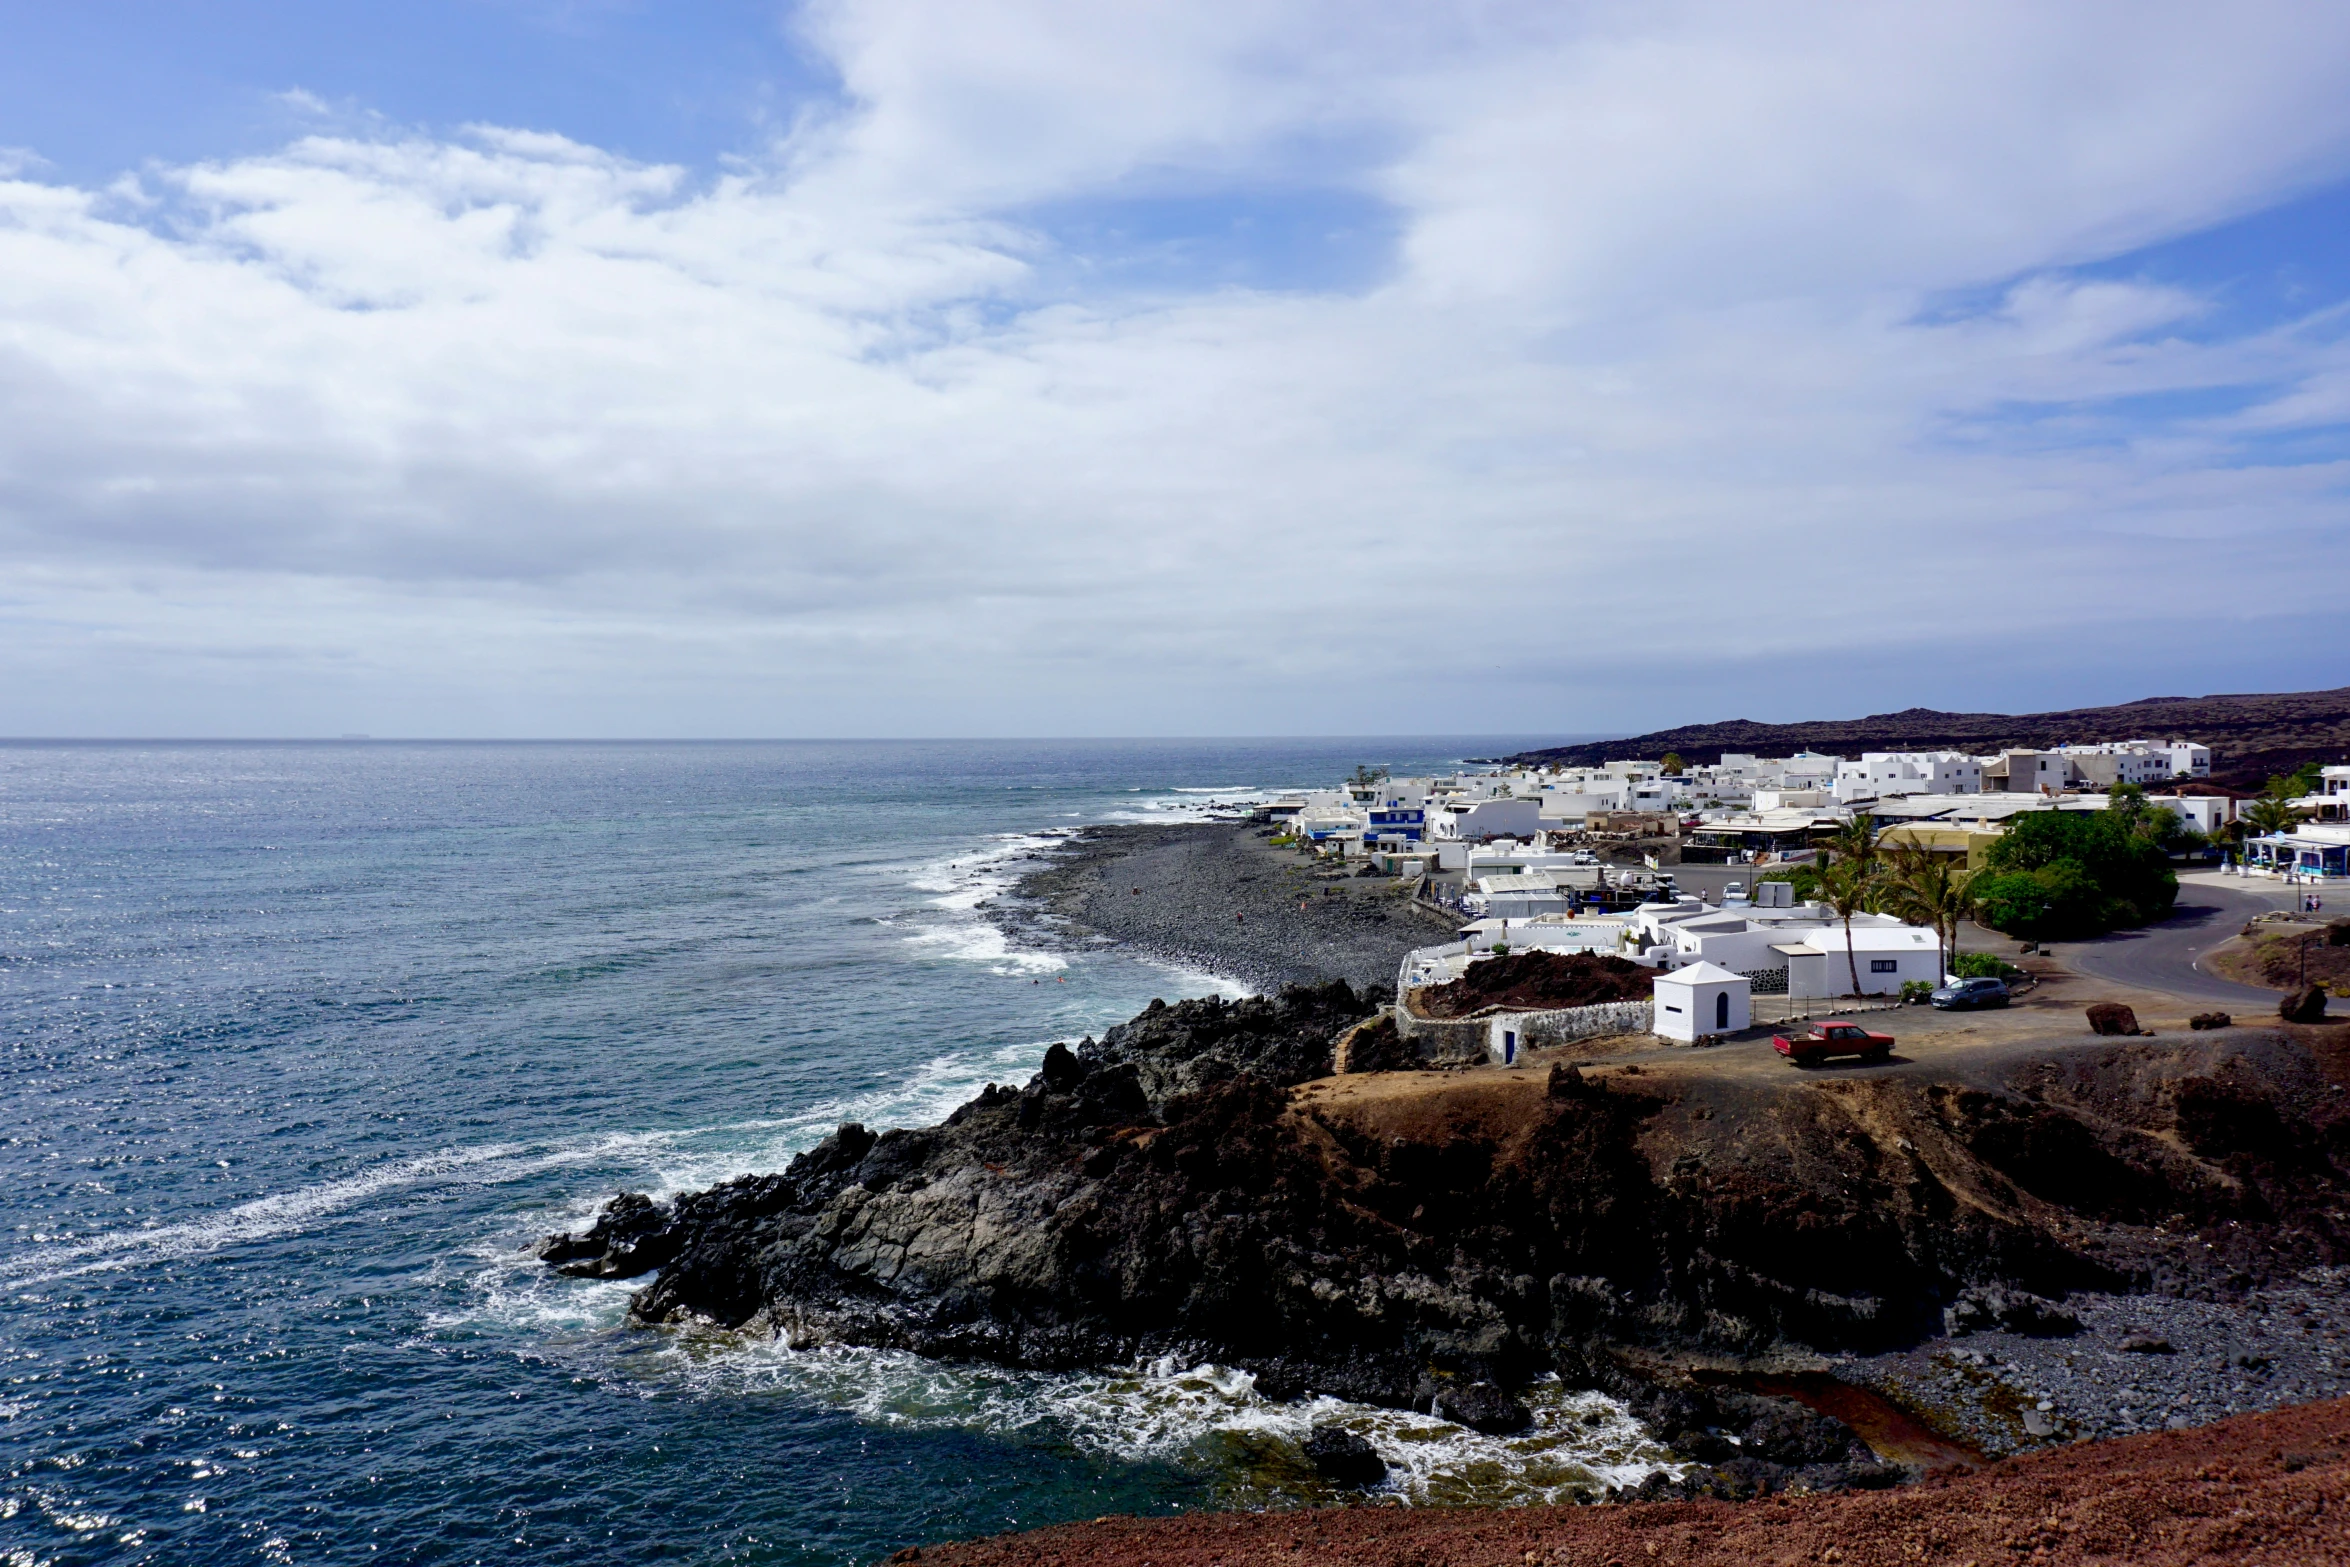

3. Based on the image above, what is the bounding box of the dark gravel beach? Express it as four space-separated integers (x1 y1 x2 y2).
1840 1269 2350 1458
1000 820 1456 995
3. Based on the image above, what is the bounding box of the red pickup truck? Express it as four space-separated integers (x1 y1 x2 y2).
1772 1021 1895 1067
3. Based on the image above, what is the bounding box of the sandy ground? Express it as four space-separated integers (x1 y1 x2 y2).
900 1396 2350 1565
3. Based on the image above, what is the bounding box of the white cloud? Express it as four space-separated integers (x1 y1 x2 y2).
0 0 2347 736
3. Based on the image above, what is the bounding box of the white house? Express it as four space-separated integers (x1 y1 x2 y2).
1982 750 2075 794
1831 753 1984 804
1432 798 1544 840
1653 963 1752 1042
2147 794 2233 836
2309 767 2350 823
2156 742 2213 779
2059 744 2177 789
1776 924 1944 998
1464 873 1574 919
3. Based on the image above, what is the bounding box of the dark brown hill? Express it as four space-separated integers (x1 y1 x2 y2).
1507 686 2350 791
1414 951 1653 1018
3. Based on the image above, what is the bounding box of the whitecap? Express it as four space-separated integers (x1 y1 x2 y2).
504 1327 1677 1507
893 830 1075 974
0 1128 715 1286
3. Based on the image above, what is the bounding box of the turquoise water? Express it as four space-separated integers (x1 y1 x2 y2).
1 737 1669 1566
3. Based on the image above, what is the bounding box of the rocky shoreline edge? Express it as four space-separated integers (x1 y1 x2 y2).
893 1395 2350 1566
990 817 1455 996
529 817 2350 1554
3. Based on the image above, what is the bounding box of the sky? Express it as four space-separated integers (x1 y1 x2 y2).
0 2 2345 739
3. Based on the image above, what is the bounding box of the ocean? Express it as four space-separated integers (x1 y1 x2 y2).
0 738 1662 1566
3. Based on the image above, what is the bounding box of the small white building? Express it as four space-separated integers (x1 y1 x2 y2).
2147 793 2233 836
1466 873 1574 919
1776 924 1944 998
1431 798 1543 840
2310 767 2350 824
1653 962 1752 1042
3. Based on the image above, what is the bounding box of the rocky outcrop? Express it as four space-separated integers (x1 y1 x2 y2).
2086 1002 2142 1036
540 987 2350 1492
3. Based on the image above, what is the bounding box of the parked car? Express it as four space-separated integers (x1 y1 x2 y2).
1929 977 2011 1010
1772 1021 1895 1067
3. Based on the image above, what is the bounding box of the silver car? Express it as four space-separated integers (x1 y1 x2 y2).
1930 976 2010 1010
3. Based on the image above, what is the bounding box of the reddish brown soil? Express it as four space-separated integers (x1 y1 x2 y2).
2209 931 2350 995
1415 951 1653 1018
903 1398 2350 1566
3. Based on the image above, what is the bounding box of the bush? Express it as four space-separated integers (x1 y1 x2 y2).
1950 952 2024 980
1974 811 2178 940
1900 979 1935 1003
1755 864 1823 902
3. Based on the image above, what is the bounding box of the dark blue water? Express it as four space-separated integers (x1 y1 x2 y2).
0 738 1653 1567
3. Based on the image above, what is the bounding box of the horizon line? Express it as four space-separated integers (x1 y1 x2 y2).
0 732 1617 746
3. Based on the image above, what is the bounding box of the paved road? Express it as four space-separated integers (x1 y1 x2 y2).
2062 873 2303 1006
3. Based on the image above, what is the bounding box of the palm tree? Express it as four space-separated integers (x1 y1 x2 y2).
1813 854 1878 998
1822 812 1878 870
2244 795 2305 838
1881 844 1976 982
1803 813 1883 996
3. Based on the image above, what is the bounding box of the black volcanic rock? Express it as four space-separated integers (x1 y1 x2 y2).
538 984 2350 1483
1944 1285 2081 1339
1302 1424 1386 1486
1426 1378 1532 1434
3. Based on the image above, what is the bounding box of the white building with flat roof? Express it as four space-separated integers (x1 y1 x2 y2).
1776 924 1944 997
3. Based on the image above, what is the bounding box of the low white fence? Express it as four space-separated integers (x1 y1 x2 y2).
1750 993 1907 1026
1392 995 1659 1067
1496 1001 1657 1053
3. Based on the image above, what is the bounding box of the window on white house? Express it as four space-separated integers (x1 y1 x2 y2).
1870 959 1899 973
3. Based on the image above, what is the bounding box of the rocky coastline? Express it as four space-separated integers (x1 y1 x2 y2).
991 818 1454 995
532 818 2350 1550
539 980 2350 1503
899 1396 2350 1566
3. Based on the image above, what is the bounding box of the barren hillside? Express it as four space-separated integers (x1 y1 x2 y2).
1508 686 2350 790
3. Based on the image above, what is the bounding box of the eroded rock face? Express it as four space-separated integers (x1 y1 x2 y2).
539 991 2350 1482
1944 1285 2080 1339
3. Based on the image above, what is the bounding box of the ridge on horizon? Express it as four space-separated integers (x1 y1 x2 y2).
1508 685 2350 792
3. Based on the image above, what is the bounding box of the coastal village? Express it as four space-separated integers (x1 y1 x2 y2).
1251 741 2350 1059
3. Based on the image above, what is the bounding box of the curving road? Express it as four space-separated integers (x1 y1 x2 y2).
2060 872 2303 1006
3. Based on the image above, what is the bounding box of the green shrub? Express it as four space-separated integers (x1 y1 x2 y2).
1900 979 1936 1003
1950 951 2025 980
1755 864 1823 902
1973 811 2178 939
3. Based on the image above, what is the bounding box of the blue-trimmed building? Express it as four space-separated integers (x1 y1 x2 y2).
2242 825 2350 879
